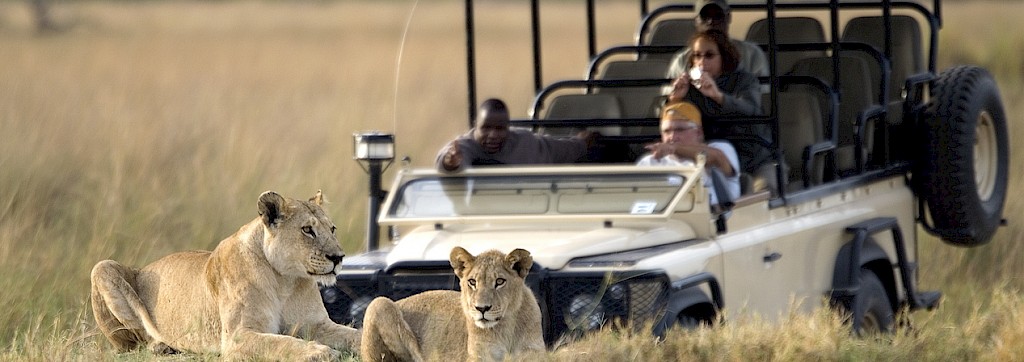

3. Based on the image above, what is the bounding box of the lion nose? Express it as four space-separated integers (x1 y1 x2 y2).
475 305 492 313
326 254 344 266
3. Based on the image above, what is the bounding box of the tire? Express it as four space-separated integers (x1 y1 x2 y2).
852 269 894 335
921 65 1009 247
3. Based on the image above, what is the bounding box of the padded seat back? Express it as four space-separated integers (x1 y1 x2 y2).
842 15 924 101
596 59 670 118
646 18 696 46
788 55 876 173
643 18 694 61
542 94 624 136
771 91 824 187
745 17 828 74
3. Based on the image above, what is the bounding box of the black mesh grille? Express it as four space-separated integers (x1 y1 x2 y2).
322 268 669 344
543 271 669 343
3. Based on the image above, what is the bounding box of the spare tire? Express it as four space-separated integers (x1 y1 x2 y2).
921 65 1008 247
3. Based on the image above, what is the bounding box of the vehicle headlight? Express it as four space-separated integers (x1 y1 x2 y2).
321 287 340 304
348 296 374 324
608 283 627 301
567 293 606 331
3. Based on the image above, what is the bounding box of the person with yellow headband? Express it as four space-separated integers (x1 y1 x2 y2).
637 101 740 206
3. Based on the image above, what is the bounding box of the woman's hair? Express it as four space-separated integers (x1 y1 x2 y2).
687 29 740 73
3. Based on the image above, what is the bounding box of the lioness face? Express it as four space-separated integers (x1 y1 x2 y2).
258 191 345 286
451 247 533 329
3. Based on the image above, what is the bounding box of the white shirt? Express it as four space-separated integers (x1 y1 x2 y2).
636 140 741 206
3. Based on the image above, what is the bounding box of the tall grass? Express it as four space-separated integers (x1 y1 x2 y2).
0 1 1021 360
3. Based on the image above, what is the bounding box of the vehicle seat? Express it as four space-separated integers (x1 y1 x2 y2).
843 15 924 124
788 55 879 175
541 93 624 136
596 59 669 119
642 18 694 60
771 90 824 189
745 17 827 75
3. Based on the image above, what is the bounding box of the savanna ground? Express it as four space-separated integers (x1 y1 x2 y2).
1 0 1022 360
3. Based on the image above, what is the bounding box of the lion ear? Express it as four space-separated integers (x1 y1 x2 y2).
450 246 475 279
258 191 287 227
309 190 324 206
506 249 533 279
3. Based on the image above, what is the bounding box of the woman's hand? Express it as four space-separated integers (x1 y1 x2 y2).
668 74 691 102
694 72 725 104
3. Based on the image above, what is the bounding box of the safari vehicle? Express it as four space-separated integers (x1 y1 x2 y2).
321 0 1009 344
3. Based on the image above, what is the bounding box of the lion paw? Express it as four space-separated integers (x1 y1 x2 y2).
301 342 340 362
148 341 179 355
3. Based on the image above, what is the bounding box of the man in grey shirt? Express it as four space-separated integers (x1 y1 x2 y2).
436 98 592 172
665 0 769 80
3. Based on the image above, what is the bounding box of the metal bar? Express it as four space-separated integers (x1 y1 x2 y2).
465 0 477 127
531 0 543 92
883 0 892 62
366 161 383 251
586 0 597 59
767 0 784 199
830 0 841 103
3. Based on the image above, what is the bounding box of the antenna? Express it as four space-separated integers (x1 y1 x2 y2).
392 0 421 134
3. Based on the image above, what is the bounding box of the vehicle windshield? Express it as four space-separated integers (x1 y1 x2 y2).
385 172 690 220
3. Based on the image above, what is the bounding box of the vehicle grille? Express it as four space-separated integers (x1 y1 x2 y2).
321 267 669 345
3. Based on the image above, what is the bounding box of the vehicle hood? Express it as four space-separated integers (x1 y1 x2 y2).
384 221 697 270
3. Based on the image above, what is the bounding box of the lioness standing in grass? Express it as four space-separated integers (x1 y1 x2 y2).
360 247 544 362
90 191 360 360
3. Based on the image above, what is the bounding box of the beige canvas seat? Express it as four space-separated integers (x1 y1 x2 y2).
642 18 694 61
541 93 624 136
789 55 880 175
771 91 824 188
843 15 924 124
745 17 827 75
596 59 670 119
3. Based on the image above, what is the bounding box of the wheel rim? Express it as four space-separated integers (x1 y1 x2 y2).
974 111 998 201
860 313 879 333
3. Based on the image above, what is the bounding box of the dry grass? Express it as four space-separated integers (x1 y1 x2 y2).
0 0 1021 360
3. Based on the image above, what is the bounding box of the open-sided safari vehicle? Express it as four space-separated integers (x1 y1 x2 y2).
322 0 1009 344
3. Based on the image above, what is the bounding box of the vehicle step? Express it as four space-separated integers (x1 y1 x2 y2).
914 290 942 310
845 217 898 235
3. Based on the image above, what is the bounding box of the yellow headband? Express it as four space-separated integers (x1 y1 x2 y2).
661 101 702 127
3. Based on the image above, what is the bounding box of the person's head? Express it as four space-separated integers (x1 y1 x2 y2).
687 29 739 77
660 101 703 145
473 98 511 154
694 0 731 34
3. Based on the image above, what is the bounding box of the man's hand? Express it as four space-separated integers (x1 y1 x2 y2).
441 141 463 171
575 130 599 149
645 142 704 161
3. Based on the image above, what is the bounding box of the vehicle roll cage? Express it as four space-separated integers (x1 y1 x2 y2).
459 0 942 205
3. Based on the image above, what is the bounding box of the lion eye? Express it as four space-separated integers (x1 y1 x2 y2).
301 226 315 238
495 278 505 287
468 279 476 288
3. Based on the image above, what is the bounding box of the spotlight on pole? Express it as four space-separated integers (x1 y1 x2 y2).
353 131 395 251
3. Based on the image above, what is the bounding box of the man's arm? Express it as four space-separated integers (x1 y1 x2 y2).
436 140 464 172
534 131 589 163
646 142 735 177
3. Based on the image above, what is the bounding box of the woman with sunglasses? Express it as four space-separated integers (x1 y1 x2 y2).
665 29 781 194
666 29 761 117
